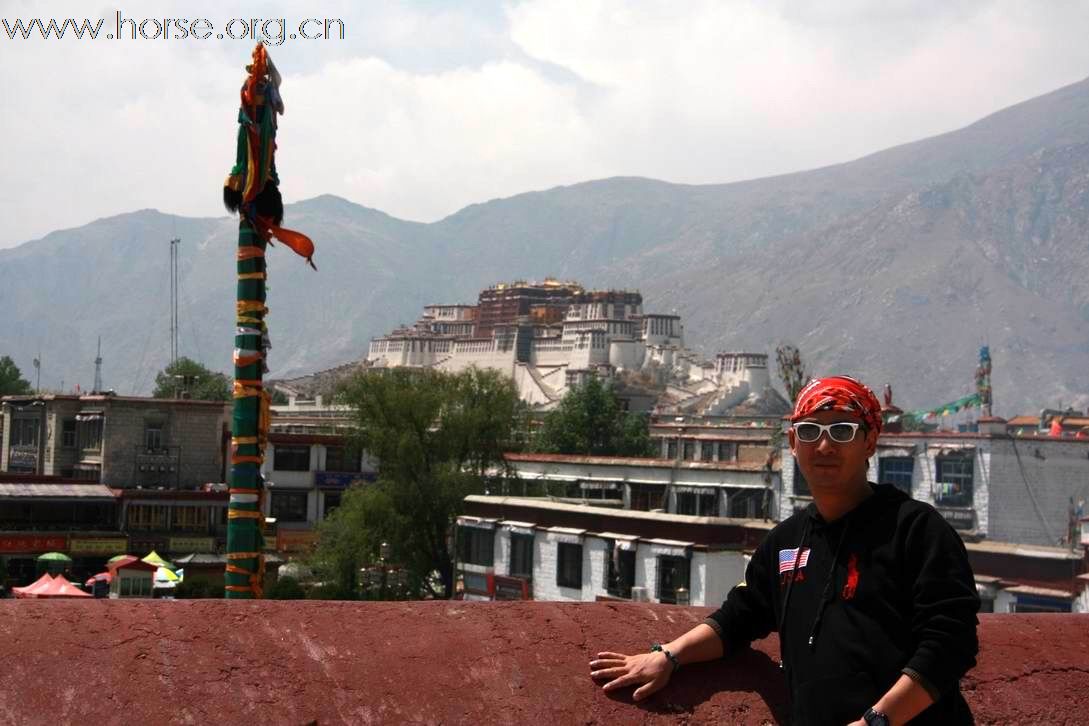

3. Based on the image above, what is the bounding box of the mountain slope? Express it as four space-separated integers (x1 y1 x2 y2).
2 78 1088 414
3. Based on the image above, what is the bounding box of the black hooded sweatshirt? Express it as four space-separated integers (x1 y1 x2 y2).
704 484 979 725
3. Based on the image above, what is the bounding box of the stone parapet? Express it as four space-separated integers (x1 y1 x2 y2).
0 601 1084 724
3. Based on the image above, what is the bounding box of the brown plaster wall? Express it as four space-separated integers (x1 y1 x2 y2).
0 601 1084 725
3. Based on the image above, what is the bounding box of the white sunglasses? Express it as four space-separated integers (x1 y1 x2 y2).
792 421 864 443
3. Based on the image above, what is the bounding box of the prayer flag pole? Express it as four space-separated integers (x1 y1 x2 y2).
222 44 315 598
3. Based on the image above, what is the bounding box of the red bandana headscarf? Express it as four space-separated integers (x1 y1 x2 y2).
791 375 883 435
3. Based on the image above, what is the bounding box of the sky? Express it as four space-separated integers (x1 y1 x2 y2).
3 0 1089 249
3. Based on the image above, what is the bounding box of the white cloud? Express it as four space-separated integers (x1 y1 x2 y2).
2 0 1089 247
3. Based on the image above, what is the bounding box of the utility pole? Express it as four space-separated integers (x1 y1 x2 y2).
32 351 40 393
170 237 181 367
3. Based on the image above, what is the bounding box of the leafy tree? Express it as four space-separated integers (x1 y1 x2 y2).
152 357 230 400
309 367 521 599
174 578 224 598
267 575 305 599
535 376 653 457
0 356 32 396
270 388 289 405
775 344 809 404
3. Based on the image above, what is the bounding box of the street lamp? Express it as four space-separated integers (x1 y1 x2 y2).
379 541 390 599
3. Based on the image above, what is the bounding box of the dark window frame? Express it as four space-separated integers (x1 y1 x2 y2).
657 555 690 604
556 542 583 589
144 424 163 451
273 444 311 472
605 544 636 599
934 454 974 507
269 490 309 523
324 445 361 473
718 441 737 462
509 532 534 578
675 491 719 517
459 527 495 567
879 456 914 495
61 419 77 448
792 460 810 497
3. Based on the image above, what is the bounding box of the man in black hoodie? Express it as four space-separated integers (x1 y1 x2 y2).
590 376 979 725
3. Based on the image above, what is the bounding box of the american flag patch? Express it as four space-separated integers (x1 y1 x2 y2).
778 547 810 574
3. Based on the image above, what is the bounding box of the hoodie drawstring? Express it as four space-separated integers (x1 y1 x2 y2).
807 520 850 650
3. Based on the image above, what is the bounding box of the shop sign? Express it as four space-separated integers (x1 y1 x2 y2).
936 507 975 530
314 471 375 489
9 445 38 469
276 529 318 553
494 575 530 601
128 536 168 555
69 537 129 555
0 534 67 554
168 537 215 554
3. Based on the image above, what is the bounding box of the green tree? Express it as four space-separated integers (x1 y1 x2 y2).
0 356 32 396
309 367 521 599
152 357 230 400
535 376 653 457
775 344 809 404
267 575 305 599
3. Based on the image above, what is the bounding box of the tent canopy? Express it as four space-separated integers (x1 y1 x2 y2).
12 573 55 598
142 551 175 570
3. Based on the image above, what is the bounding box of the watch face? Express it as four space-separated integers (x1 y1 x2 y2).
864 710 890 726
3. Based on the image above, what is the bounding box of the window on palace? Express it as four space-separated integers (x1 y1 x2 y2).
556 542 583 589
657 555 690 604
879 456 914 495
273 445 311 472
459 527 494 567
605 545 636 599
270 491 308 523
324 446 361 473
700 443 714 462
682 441 695 460
667 441 678 459
934 455 974 507
61 419 77 448
509 533 533 578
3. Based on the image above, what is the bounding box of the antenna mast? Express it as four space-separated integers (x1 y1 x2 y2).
93 336 103 393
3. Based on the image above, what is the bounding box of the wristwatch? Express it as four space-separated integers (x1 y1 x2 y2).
863 707 890 726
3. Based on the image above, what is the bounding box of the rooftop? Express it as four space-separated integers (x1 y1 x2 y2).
0 602 1082 724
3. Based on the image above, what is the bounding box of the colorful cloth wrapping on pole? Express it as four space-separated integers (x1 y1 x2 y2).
223 44 315 598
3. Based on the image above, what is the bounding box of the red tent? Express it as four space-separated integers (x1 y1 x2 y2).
85 572 113 587
35 574 92 599
12 573 55 599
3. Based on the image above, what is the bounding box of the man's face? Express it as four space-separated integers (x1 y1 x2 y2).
788 409 878 494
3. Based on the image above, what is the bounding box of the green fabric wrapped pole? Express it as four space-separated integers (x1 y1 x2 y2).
222 45 314 598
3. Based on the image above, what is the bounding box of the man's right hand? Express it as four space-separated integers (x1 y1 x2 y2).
589 650 673 701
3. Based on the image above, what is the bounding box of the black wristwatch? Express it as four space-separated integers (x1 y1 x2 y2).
863 707 890 726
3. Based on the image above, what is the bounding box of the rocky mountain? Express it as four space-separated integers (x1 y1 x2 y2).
2 77 1088 415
